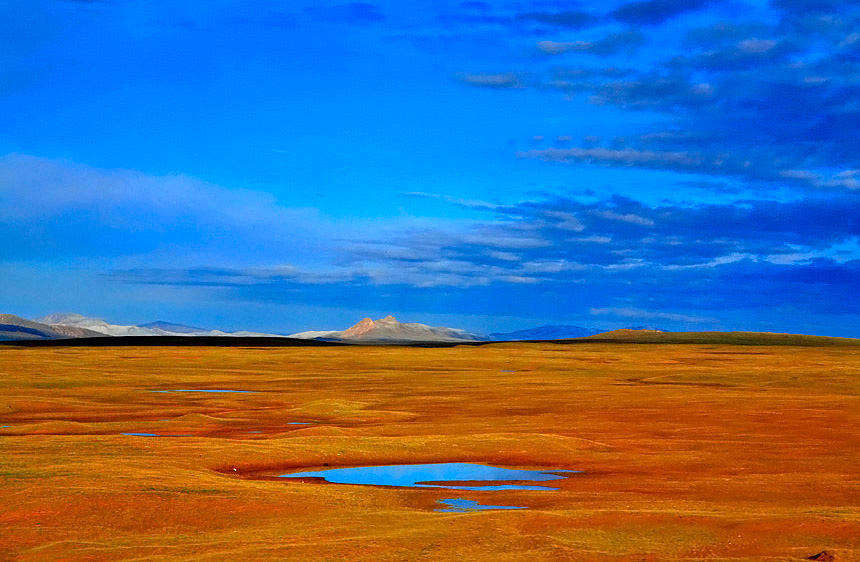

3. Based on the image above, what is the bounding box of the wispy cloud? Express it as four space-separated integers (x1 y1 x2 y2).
589 306 715 323
537 31 644 56
456 72 524 89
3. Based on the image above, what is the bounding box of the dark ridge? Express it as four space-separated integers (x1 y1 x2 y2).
0 336 347 347
567 330 860 347
0 335 490 348
0 324 54 338
1 332 856 348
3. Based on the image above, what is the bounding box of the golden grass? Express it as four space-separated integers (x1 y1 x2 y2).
1 343 858 560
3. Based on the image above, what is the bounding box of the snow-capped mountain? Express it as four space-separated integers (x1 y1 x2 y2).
37 314 281 338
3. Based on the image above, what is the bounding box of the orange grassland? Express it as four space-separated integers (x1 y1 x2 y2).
0 343 858 561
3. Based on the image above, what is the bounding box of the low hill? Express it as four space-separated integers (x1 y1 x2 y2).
575 329 860 347
0 314 103 341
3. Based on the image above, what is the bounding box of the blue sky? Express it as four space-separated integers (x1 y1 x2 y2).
1 0 859 336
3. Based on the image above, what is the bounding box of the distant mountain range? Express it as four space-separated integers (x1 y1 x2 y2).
0 311 653 344
3 312 858 347
0 313 281 340
37 314 277 337
1 313 490 343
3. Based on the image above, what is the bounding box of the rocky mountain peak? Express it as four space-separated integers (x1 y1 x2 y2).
342 317 377 338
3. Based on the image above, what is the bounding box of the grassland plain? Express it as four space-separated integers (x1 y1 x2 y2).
0 342 858 560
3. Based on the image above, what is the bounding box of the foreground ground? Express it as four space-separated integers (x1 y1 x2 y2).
0 343 858 560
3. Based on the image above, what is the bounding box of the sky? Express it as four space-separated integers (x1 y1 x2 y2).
1 0 859 336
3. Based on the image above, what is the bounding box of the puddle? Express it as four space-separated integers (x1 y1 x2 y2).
435 498 525 512
151 389 254 393
288 422 312 425
123 432 193 437
279 462 577 491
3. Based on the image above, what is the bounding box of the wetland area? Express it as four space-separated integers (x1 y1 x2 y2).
0 342 858 560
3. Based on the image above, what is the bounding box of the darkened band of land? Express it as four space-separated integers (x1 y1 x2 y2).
0 335 349 348
2 332 859 348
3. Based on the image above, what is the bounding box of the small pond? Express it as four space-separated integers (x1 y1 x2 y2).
122 432 193 437
435 498 525 512
279 462 577 491
151 389 254 393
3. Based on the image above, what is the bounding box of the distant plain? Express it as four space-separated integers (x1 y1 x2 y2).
1 341 858 560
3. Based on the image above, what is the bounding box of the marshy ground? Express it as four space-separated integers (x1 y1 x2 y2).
1 343 858 560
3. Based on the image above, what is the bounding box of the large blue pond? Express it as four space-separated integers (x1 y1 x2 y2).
279 462 577 491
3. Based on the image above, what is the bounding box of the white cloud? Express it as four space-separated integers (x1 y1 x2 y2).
592 209 655 226
737 38 777 54
589 306 714 323
543 210 586 231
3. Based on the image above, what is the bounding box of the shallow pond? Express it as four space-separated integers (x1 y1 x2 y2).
122 432 193 437
151 389 253 393
435 498 525 512
279 462 577 491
